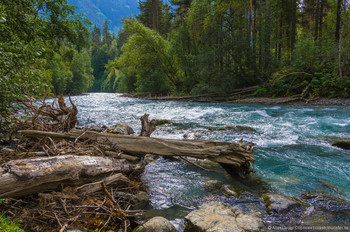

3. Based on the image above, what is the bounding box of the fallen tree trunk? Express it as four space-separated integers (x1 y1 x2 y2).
0 155 140 198
19 129 256 178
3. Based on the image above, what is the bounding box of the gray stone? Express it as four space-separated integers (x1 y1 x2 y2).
263 193 302 214
135 216 177 232
134 191 151 208
89 125 105 132
105 123 134 135
184 201 263 232
203 180 224 191
221 184 237 197
143 154 159 164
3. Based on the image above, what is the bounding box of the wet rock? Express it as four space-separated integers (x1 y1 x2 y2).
263 193 305 214
332 140 350 149
318 180 346 196
300 191 348 210
113 191 150 209
135 216 177 232
153 119 172 126
221 184 238 197
203 180 224 191
105 123 135 135
184 201 263 232
143 154 159 164
209 125 257 133
183 133 201 140
89 125 105 132
134 191 151 208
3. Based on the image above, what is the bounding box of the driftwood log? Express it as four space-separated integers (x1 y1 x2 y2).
19 129 255 178
139 113 157 137
0 155 140 198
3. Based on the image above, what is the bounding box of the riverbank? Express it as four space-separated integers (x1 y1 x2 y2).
122 93 350 106
2 93 350 231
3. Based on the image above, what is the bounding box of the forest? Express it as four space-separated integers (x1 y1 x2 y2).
110 0 350 98
1 0 350 113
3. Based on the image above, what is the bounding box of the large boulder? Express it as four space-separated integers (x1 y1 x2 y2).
184 201 263 232
135 216 177 232
105 123 134 135
263 193 304 214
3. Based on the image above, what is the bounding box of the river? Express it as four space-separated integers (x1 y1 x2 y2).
66 93 350 226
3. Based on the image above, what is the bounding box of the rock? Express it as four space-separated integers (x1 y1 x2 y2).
210 125 257 133
112 191 150 209
332 140 350 149
203 180 224 191
221 184 238 197
134 191 151 208
89 125 105 132
135 216 177 232
143 154 159 164
300 191 347 210
318 180 346 196
263 193 305 214
154 119 172 126
183 133 201 140
105 123 134 135
184 201 263 232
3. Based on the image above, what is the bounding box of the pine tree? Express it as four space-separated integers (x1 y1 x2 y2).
102 20 113 46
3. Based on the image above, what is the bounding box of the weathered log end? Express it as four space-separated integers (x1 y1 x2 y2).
210 141 255 178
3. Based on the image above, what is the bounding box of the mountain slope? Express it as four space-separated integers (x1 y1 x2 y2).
68 0 140 34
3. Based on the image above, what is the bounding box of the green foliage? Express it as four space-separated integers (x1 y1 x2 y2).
136 71 172 95
110 18 181 95
66 50 94 94
0 214 24 232
0 0 90 114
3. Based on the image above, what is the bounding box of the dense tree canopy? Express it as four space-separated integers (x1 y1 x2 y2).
106 0 350 97
0 0 90 114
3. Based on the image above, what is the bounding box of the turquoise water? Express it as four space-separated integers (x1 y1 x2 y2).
66 93 350 217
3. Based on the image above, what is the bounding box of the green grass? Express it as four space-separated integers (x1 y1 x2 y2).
0 199 24 232
0 215 24 232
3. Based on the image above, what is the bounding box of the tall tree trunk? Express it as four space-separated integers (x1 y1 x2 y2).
249 0 257 73
335 0 342 41
291 0 297 55
338 1 346 79
264 1 271 70
319 0 324 39
258 1 263 70
314 0 320 41
278 0 284 61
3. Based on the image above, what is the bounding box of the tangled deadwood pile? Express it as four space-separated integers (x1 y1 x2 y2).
0 96 146 232
15 95 78 133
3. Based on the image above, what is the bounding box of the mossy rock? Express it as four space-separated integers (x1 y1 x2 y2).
153 119 172 126
221 184 238 197
317 180 346 196
301 191 347 205
210 125 257 133
262 193 308 214
203 180 224 191
332 140 350 150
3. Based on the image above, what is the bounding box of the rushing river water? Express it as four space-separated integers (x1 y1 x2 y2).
66 93 350 224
